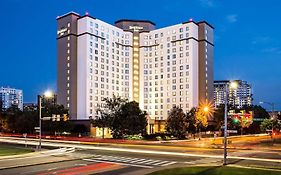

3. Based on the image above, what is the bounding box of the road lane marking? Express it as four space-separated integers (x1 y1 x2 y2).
153 160 169 165
184 161 196 164
160 161 177 166
86 155 177 167
1 137 281 163
143 159 163 164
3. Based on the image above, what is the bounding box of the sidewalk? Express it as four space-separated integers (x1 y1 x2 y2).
0 148 82 170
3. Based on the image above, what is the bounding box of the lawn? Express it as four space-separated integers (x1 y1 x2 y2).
0 144 33 156
148 166 281 175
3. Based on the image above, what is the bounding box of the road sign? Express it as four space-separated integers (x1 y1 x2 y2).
227 130 238 133
253 118 264 121
34 127 40 130
42 117 51 121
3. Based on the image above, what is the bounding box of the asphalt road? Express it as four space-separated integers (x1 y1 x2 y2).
0 136 281 175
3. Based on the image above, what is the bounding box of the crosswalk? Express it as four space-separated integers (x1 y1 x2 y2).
185 157 222 164
83 155 177 168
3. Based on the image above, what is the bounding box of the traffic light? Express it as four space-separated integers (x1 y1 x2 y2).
63 114 69 121
233 114 240 124
56 115 60 121
52 114 56 121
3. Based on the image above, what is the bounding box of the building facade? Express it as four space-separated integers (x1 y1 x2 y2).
57 11 214 122
214 80 252 109
0 87 23 111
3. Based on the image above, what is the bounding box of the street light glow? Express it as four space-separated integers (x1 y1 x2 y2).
203 106 209 113
44 90 53 98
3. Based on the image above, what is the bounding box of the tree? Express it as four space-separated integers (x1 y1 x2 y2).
91 110 111 139
242 105 270 119
0 101 4 132
213 105 225 134
194 108 208 139
186 107 197 135
91 95 127 138
166 106 188 139
240 105 269 134
4 105 23 133
92 96 147 139
239 112 253 135
111 101 147 138
16 108 38 134
260 119 281 133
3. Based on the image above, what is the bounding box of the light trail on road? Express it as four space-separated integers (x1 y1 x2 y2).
0 136 280 164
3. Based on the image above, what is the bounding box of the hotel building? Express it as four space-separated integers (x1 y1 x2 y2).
57 12 214 125
0 87 23 111
214 80 253 109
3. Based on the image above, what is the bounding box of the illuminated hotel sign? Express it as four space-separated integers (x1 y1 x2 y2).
129 26 143 32
57 28 67 36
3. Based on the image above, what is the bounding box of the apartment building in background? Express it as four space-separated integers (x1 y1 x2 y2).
57 11 214 128
214 80 253 109
0 87 23 111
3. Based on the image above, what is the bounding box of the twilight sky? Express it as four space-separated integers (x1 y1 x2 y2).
0 0 280 110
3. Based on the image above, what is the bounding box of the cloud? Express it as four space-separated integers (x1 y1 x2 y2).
262 47 281 54
226 14 238 23
199 0 215 8
252 36 272 45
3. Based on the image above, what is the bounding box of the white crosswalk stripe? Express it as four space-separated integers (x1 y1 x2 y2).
83 155 177 167
185 157 221 164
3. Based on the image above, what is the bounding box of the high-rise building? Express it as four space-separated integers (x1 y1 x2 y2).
57 11 214 121
214 80 253 109
0 87 23 111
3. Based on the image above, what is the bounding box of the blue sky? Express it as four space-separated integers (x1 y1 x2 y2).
0 0 280 110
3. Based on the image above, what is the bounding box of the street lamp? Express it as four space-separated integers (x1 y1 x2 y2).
259 101 275 138
223 81 238 165
197 104 211 140
203 106 209 113
38 90 54 151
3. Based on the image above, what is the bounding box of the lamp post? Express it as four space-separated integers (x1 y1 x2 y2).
259 101 275 138
223 81 238 165
38 90 53 151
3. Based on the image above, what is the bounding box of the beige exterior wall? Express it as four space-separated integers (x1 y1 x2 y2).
57 12 214 123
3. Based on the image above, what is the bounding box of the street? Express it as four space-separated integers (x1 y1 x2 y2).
0 136 281 174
